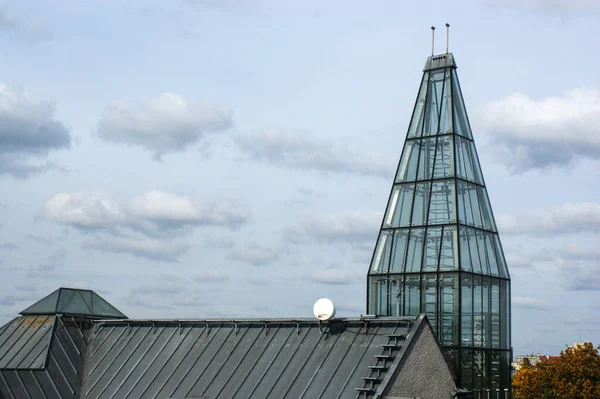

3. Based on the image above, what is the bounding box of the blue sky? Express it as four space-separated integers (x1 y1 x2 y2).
0 0 599 357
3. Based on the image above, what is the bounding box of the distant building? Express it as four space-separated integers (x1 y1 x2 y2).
512 342 588 372
512 354 560 372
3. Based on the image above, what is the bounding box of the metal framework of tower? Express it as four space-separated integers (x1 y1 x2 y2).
366 53 512 393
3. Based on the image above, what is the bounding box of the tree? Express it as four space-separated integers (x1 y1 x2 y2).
513 342 600 399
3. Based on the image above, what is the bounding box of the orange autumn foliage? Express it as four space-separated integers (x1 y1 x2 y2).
512 342 600 399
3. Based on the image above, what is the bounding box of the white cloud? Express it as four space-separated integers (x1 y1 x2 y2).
193 270 229 282
42 190 250 260
131 190 248 230
229 245 279 266
563 262 600 291
287 211 382 245
131 279 183 295
308 268 359 285
557 244 600 262
0 84 70 178
234 129 391 177
503 248 555 268
497 202 600 235
43 190 249 232
485 0 600 12
203 236 235 249
97 92 233 160
43 193 125 229
513 296 553 311
85 237 190 262
476 89 600 172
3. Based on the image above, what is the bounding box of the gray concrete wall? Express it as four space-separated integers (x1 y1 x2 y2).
383 321 456 399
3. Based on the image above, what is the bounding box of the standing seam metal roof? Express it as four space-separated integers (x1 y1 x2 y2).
0 315 87 399
81 317 420 399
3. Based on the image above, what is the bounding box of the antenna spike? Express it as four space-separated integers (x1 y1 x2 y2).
446 23 450 54
431 26 435 56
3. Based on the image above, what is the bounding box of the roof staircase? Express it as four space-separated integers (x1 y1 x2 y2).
355 332 407 398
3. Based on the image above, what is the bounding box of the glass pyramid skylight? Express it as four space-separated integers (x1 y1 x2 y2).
367 53 511 392
20 288 127 319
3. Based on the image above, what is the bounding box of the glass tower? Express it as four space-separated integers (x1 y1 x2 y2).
366 53 511 393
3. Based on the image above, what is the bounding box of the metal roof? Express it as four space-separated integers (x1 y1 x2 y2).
81 317 420 399
0 315 54 369
423 52 456 71
20 288 127 319
0 316 87 399
0 311 450 398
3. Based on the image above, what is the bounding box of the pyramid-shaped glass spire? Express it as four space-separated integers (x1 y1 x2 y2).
20 287 127 319
367 53 511 392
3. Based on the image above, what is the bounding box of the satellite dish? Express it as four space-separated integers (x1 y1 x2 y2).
313 298 336 321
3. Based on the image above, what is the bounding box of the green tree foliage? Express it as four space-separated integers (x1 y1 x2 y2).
513 342 600 399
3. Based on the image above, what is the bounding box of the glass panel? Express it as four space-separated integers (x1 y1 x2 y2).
478 187 497 231
455 138 466 180
405 275 421 316
439 226 458 271
462 138 475 182
390 229 409 273
416 137 437 180
456 136 478 183
470 142 484 184
384 184 414 228
57 290 76 313
368 277 380 314
422 275 437 330
428 180 456 224
444 349 460 384
490 351 501 388
407 72 429 138
476 230 490 275
457 180 467 225
405 228 425 273
468 183 483 228
459 227 472 272
491 279 500 349
439 274 458 345
389 279 401 316
376 279 388 315
461 274 474 347
439 69 452 134
473 350 486 390
452 69 473 139
500 351 511 390
424 227 442 271
468 228 482 273
500 281 509 349
411 182 431 226
369 230 392 273
423 71 444 136
473 275 483 347
485 233 499 277
433 135 454 178
457 180 476 226
370 277 393 316
461 349 474 389
505 282 511 349
482 277 490 348
494 235 509 278
395 139 420 182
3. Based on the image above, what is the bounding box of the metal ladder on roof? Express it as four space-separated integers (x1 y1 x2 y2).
354 333 407 398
